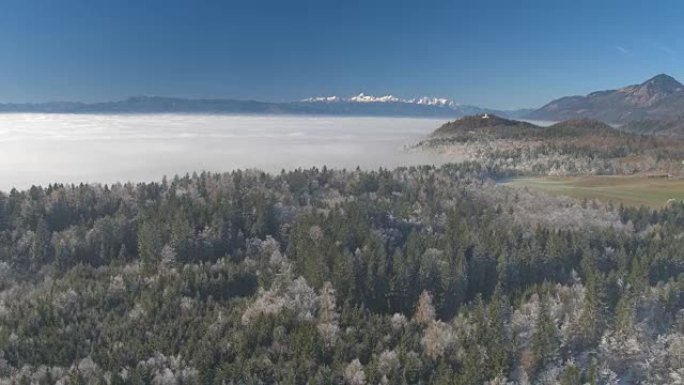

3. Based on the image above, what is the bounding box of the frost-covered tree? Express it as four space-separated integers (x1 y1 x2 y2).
344 359 366 385
317 281 340 346
415 290 436 326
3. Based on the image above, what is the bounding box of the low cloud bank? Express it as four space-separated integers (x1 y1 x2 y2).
0 114 449 190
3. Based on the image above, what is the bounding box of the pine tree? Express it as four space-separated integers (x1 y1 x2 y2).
137 219 164 274
531 294 558 372
487 283 512 376
576 272 606 349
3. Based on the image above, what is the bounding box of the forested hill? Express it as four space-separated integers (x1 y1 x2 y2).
0 165 683 384
545 118 623 137
418 115 684 177
431 114 539 137
431 115 624 140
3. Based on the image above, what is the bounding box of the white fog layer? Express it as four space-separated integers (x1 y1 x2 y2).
0 114 451 190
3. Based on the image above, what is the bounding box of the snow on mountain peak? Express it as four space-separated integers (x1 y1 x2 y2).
350 93 401 103
301 93 459 108
408 97 457 108
300 96 343 103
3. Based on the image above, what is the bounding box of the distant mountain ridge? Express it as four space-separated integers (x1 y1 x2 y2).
527 74 684 123
0 95 531 119
0 96 299 115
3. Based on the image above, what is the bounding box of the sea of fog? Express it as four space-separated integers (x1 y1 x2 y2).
0 114 453 190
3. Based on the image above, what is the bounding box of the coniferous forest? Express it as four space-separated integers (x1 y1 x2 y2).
4 1 684 384
0 163 682 384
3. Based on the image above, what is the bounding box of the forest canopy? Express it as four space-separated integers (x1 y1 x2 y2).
0 164 682 384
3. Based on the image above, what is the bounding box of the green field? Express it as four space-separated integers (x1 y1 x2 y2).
506 175 684 208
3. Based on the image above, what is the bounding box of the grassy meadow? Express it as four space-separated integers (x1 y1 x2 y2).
506 175 684 208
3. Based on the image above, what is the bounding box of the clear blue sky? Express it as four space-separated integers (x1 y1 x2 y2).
0 0 682 109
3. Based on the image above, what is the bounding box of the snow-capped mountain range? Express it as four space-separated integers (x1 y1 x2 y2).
302 93 460 108
298 93 532 119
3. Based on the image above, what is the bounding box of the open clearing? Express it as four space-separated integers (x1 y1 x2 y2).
506 175 684 208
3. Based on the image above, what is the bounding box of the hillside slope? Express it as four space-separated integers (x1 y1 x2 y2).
622 116 684 137
527 74 684 123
